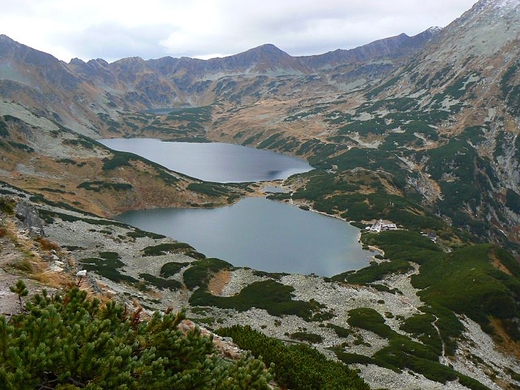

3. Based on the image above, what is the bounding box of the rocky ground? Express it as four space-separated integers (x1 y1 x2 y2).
1 186 519 389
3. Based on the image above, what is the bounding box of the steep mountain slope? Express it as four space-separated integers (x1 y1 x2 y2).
203 0 520 249
1 167 520 389
335 0 520 246
0 27 442 217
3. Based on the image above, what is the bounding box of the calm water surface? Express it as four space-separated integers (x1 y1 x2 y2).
117 197 374 277
101 138 373 276
99 138 312 182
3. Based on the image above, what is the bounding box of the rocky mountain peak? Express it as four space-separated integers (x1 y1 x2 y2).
211 43 306 75
425 26 443 33
457 0 520 26
480 0 520 11
240 43 291 61
403 0 520 80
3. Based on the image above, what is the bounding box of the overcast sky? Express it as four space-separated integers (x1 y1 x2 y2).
1 0 477 63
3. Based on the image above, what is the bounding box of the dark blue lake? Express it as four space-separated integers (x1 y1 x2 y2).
100 138 374 276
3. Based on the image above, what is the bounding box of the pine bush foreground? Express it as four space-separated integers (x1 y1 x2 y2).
0 282 272 389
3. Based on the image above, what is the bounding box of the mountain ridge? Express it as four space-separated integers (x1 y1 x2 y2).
0 27 439 135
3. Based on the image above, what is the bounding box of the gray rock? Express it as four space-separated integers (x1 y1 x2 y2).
14 200 45 237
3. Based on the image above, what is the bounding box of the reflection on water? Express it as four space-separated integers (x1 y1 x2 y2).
117 197 374 277
101 138 373 276
98 138 312 183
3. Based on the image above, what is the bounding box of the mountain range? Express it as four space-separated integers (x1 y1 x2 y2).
0 0 518 247
0 26 437 133
0 0 520 388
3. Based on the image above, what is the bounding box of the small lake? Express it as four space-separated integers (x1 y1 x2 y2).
117 197 374 277
98 138 312 182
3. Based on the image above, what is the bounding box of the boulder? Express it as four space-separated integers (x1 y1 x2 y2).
14 200 45 237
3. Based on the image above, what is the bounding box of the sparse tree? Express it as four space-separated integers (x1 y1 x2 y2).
9 279 28 311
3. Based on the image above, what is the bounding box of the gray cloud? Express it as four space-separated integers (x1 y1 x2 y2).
57 23 175 62
0 0 478 62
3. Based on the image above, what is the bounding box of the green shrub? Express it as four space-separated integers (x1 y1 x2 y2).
334 351 375 365
62 137 96 150
101 152 135 170
189 280 329 321
346 308 486 388
412 244 520 328
81 253 137 285
290 331 323 344
165 106 213 122
160 262 190 278
7 141 34 152
77 181 133 192
326 324 350 338
139 273 182 291
506 189 520 212
183 258 232 290
126 230 166 239
400 313 442 355
335 258 412 284
0 197 15 214
347 308 394 339
217 325 369 390
0 287 272 389
142 242 195 256
187 182 231 197
0 119 8 137
56 158 77 164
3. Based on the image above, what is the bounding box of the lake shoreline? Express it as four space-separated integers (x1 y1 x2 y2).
100 138 373 276
117 196 375 277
